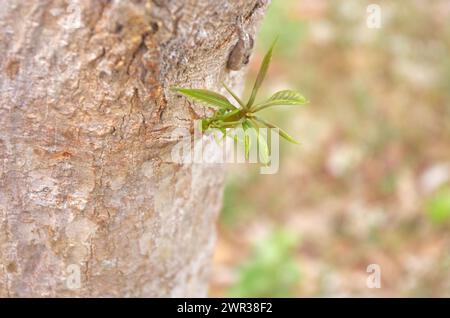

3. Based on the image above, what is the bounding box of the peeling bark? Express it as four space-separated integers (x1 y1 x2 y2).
0 0 268 297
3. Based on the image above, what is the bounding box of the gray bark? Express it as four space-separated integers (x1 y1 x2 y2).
0 0 268 297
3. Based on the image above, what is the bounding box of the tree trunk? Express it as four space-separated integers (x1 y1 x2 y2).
0 0 268 297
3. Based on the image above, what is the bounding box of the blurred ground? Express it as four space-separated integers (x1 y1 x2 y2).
209 0 450 297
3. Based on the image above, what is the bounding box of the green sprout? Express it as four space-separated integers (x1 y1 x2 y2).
171 40 308 161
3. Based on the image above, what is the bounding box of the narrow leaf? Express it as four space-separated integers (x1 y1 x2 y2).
257 130 269 165
242 121 252 160
172 87 236 110
248 119 269 164
246 39 277 108
242 120 254 129
253 116 299 144
211 128 226 145
218 119 244 128
216 108 241 121
222 82 245 108
253 90 308 112
199 119 211 132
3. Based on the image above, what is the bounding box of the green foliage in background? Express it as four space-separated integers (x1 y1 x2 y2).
426 186 450 224
221 177 252 226
258 0 306 56
230 229 300 297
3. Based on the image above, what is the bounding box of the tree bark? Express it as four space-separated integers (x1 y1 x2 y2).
0 0 268 297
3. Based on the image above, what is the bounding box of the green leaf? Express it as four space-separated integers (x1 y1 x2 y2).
426 187 450 224
242 121 253 129
257 130 269 165
242 121 253 160
246 39 277 108
222 82 245 108
229 229 300 297
216 108 242 121
252 90 307 112
172 87 236 110
211 128 226 145
199 118 211 132
248 118 269 164
214 118 245 129
253 116 299 144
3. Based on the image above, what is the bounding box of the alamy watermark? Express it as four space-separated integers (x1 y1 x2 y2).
66 263 81 290
366 4 381 29
170 120 280 174
366 264 381 288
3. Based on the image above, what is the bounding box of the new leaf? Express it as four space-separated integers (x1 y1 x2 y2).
246 39 277 108
253 116 299 144
252 90 307 112
172 87 236 110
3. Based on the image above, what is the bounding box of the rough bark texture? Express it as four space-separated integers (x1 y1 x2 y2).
0 0 268 297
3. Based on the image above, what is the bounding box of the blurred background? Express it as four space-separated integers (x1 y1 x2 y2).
209 0 450 297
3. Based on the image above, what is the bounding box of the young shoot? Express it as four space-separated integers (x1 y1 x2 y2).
171 40 308 162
